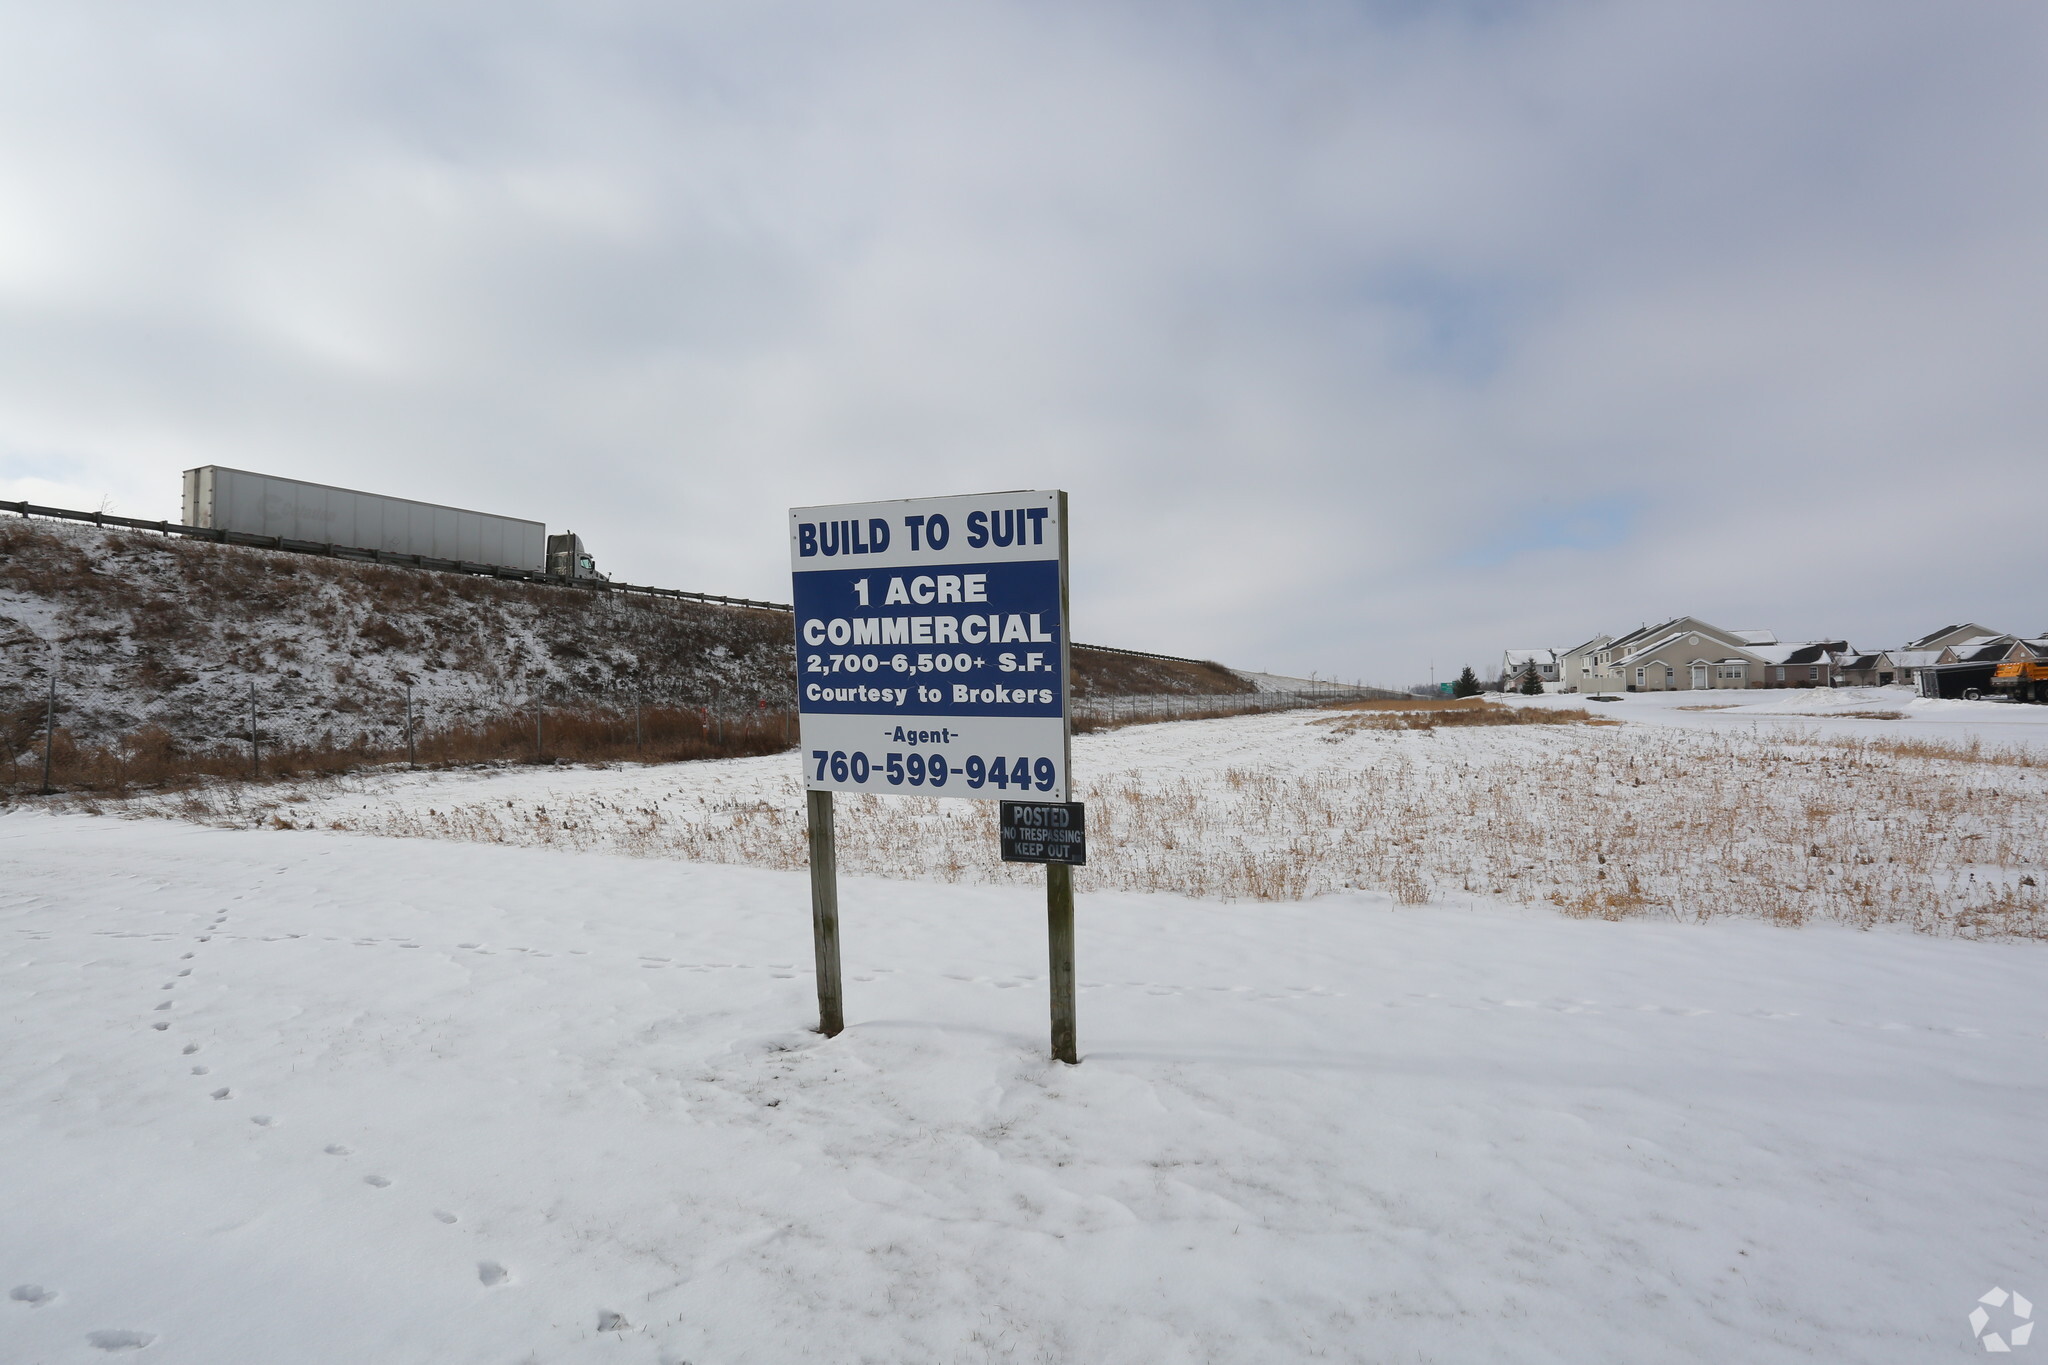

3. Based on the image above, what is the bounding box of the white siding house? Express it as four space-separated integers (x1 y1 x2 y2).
1500 649 1559 689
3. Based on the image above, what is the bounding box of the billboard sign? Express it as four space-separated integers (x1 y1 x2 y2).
790 491 1070 801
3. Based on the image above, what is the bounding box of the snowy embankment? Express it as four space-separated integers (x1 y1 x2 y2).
4 812 2045 1363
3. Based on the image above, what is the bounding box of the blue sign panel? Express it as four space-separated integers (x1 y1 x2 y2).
790 491 1070 801
792 560 1064 719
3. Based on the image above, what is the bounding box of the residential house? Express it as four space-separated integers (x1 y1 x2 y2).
1500 648 1559 690
1887 650 1946 685
1556 634 1612 693
1829 651 1897 687
1901 623 2005 653
1891 624 2006 686
1747 641 1851 689
1584 618 1782 692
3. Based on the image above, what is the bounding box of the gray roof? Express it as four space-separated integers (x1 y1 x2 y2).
1939 637 2015 663
1903 622 2001 651
1751 641 1847 666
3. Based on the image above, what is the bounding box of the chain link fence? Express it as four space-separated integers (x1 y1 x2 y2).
1072 687 1381 731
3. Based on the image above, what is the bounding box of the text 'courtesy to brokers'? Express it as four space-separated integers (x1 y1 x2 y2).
791 491 1071 801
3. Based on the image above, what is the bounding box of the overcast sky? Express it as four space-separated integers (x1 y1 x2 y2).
3 1 2044 684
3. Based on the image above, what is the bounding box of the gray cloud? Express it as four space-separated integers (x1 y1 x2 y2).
3 0 2045 683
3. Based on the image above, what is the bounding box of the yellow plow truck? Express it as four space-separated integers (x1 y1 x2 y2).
1989 657 2048 704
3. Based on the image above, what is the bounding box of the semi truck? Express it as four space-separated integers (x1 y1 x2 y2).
181 466 604 579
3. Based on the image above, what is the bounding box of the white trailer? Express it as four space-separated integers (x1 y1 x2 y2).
181 466 547 572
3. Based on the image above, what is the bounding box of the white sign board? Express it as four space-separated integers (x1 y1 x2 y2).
789 490 1070 800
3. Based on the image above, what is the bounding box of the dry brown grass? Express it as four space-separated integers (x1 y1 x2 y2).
2 705 794 798
148 715 2048 939
90 682 2048 940
1314 702 1618 732
1800 728 2048 770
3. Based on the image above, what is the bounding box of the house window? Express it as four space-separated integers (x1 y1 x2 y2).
1808 666 1819 680
1774 667 1786 681
1635 668 1645 683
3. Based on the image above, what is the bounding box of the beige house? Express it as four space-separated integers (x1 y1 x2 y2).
1580 617 1780 692
1902 623 2004 653
1830 651 1898 687
1556 634 1612 692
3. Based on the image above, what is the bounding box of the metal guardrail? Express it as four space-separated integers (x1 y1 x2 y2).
3 498 1244 671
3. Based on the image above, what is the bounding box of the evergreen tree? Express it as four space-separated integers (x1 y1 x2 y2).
1519 668 1545 696
1451 665 1483 698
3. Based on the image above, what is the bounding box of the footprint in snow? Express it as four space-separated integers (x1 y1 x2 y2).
477 1261 508 1286
596 1310 632 1332
179 952 194 960
151 1023 169 1031
191 1066 209 1076
86 1330 155 1351
433 1210 458 1224
153 1002 172 1011
251 1116 273 1127
323 1144 351 1156
364 1175 391 1188
182 1044 199 1055
11 1284 56 1306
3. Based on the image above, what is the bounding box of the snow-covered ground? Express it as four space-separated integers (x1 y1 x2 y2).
109 686 2048 935
5 692 2046 1361
1526 683 2048 750
6 814 2046 1363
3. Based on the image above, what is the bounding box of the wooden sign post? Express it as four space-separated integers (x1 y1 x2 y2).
1047 864 1076 1064
1000 800 1086 1064
790 491 1075 1060
806 789 843 1037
